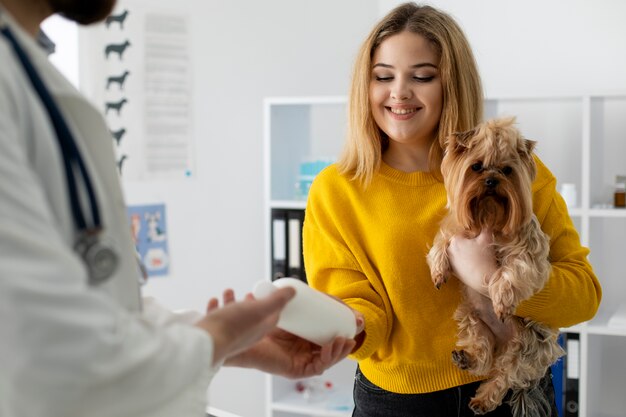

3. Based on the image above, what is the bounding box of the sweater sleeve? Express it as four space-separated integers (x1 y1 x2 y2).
516 158 602 328
303 170 391 360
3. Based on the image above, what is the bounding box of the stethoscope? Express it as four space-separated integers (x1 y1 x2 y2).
1 23 119 285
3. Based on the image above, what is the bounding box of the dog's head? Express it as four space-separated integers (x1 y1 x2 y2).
441 117 536 237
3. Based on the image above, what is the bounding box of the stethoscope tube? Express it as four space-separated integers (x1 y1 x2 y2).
1 23 118 284
1 25 101 231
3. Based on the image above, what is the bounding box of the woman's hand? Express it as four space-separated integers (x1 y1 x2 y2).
448 229 497 297
227 327 356 378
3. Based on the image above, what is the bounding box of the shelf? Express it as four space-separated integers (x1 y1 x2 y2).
265 94 626 417
272 388 353 417
568 208 583 217
588 208 626 217
206 406 242 417
270 200 307 210
561 324 585 334
265 96 347 106
586 324 626 337
584 306 626 336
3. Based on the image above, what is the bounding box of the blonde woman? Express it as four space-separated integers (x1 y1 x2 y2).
303 3 601 416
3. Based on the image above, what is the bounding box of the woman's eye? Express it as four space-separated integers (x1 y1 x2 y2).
372 73 393 82
414 76 434 82
502 166 513 175
471 162 483 172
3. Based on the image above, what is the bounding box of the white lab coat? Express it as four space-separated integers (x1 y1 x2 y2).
0 9 218 417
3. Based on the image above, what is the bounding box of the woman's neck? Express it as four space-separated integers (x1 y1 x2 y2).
382 140 432 173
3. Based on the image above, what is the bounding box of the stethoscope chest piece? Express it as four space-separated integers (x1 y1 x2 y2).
75 232 119 285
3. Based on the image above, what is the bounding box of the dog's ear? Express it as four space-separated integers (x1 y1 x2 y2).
519 138 536 157
519 138 538 180
446 128 476 153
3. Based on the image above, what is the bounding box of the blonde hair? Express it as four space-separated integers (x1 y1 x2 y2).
337 3 483 185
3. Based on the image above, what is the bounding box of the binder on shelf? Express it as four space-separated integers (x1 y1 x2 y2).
271 209 287 281
287 210 306 282
563 332 580 417
551 333 565 417
271 208 307 282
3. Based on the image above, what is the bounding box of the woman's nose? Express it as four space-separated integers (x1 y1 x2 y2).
391 81 411 101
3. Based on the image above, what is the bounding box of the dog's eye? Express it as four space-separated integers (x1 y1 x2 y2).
471 162 483 172
502 166 513 175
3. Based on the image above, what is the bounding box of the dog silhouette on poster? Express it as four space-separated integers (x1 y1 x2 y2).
105 10 130 29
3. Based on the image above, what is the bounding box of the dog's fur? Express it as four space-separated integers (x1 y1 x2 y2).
426 117 564 416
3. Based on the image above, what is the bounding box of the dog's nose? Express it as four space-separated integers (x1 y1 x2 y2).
485 177 499 188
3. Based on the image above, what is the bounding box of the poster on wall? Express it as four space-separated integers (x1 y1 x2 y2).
127 203 170 278
79 1 195 181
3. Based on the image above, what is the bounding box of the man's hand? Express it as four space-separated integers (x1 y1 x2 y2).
194 287 295 366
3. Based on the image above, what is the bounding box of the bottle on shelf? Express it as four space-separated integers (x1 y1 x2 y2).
614 183 626 208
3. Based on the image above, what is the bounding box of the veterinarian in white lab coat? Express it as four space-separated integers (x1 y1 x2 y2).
0 1 354 417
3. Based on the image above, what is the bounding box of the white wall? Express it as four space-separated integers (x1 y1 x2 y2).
380 0 626 98
42 15 79 87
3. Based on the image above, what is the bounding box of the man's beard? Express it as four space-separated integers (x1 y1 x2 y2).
48 0 117 25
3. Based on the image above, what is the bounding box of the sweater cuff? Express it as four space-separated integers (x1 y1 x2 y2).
348 303 387 361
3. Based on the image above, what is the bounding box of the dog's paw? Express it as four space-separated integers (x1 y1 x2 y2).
469 398 495 415
432 272 448 289
492 302 515 321
452 349 474 370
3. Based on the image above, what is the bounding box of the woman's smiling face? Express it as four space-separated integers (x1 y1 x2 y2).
369 31 443 149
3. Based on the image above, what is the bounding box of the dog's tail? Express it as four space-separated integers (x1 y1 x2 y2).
507 384 552 417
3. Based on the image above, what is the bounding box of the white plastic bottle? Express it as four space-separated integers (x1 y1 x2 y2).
254 277 357 346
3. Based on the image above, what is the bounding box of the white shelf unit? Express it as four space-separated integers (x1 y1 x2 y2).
263 97 355 417
264 95 626 417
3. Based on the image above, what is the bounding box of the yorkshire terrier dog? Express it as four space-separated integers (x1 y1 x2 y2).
427 117 564 416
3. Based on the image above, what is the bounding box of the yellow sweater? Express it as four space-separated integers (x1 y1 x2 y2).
303 157 601 394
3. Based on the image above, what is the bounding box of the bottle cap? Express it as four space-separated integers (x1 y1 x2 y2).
615 183 626 191
253 280 277 298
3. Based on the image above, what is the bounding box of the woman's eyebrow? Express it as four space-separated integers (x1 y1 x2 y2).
372 62 438 69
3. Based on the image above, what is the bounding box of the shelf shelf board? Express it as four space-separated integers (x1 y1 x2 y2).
271 390 353 417
561 324 585 334
269 200 307 210
265 96 347 106
588 208 626 217
586 324 626 336
206 406 242 417
585 312 626 336
568 208 583 217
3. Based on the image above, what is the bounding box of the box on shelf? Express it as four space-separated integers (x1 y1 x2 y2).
295 158 334 201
